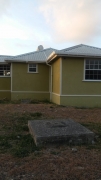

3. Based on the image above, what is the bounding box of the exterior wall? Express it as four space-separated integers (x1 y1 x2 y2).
51 93 60 105
61 96 101 107
51 58 61 104
52 58 61 94
11 63 50 100
11 92 50 101
0 77 11 99
62 57 101 95
61 57 101 107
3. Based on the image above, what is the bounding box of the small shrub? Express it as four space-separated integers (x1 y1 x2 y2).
0 136 12 153
42 99 51 104
30 112 42 118
30 99 40 104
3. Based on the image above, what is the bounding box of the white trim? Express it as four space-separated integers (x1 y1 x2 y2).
11 91 49 93
83 59 85 80
60 58 62 95
52 92 60 96
52 93 101 97
46 60 52 101
82 80 101 82
11 63 12 92
84 59 101 81
27 72 39 74
61 94 101 97
49 66 51 96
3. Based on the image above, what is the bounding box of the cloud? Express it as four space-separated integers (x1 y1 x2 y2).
38 0 101 43
0 0 12 16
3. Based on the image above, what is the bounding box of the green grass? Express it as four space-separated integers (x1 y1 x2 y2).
11 134 40 158
81 122 101 150
0 112 43 157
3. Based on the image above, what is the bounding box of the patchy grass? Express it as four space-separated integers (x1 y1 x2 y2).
81 122 101 150
11 134 40 158
0 104 101 179
0 112 43 157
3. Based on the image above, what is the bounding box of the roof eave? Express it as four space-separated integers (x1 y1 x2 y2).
5 59 46 63
47 53 101 63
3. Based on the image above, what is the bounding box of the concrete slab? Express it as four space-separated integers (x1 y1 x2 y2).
28 119 95 146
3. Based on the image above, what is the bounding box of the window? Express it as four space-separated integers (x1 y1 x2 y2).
85 59 101 80
28 64 38 73
0 64 10 76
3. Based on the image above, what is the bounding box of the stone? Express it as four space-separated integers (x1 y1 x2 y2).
72 148 78 152
28 119 95 146
92 140 95 145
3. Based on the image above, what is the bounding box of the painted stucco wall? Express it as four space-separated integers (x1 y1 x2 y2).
60 96 101 107
52 58 61 94
61 57 101 107
51 93 60 104
62 58 101 95
0 77 11 99
50 58 61 104
11 63 50 100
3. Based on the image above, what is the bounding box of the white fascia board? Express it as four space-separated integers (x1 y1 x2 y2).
47 53 101 63
5 60 26 63
27 61 46 63
5 60 46 63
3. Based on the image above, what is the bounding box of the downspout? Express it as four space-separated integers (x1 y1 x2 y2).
44 52 52 102
46 61 52 102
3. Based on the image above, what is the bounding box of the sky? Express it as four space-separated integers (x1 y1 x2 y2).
0 0 101 55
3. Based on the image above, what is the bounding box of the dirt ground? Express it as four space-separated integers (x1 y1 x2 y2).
0 103 101 180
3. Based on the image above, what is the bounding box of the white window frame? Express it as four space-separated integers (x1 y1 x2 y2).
28 63 38 73
84 59 101 81
0 64 10 77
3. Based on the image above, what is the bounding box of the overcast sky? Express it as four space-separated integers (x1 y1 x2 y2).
0 0 101 55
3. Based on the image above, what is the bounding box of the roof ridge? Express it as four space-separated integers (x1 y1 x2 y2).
81 44 101 50
12 48 55 59
62 44 101 52
0 55 13 57
61 44 83 52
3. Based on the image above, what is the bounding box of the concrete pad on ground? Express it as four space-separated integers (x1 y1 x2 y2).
28 119 95 146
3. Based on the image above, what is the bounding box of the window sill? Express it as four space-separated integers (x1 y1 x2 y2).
82 80 101 82
27 72 39 74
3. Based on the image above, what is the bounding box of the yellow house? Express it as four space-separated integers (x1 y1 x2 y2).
1 44 101 107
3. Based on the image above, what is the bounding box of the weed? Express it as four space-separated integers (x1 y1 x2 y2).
0 98 10 104
11 100 21 104
30 99 40 104
11 134 40 158
50 151 59 155
41 99 51 104
81 122 101 150
30 112 42 118
50 106 54 108
0 136 12 153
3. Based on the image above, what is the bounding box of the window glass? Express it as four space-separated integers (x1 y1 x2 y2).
0 65 10 76
28 64 37 73
85 60 101 80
